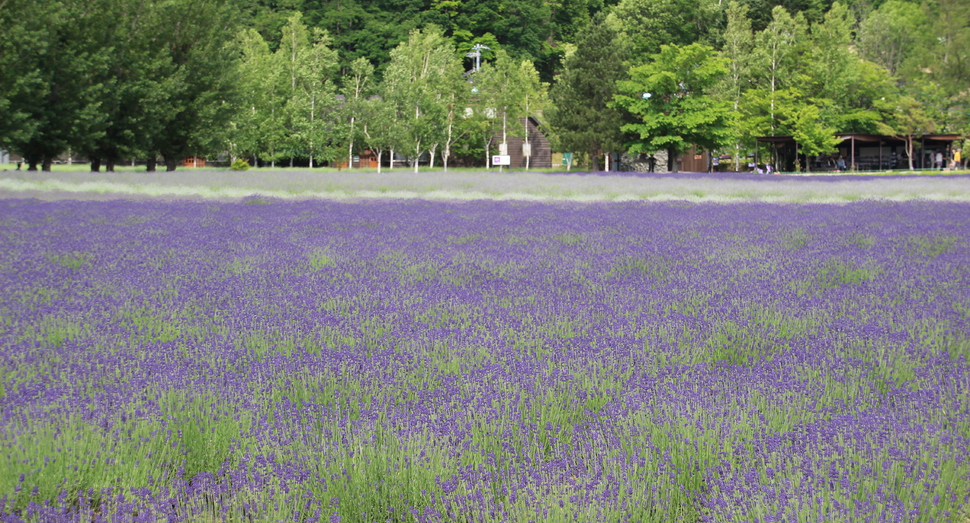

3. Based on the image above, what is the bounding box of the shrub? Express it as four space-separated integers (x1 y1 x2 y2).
229 158 250 171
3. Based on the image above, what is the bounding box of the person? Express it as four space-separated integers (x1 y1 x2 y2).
936 151 943 169
954 149 962 169
647 155 656 173
766 163 773 174
836 156 846 171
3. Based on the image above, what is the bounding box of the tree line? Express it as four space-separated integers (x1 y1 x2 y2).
1 0 967 171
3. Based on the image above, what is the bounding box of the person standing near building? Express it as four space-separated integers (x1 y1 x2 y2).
954 149 962 169
936 151 944 170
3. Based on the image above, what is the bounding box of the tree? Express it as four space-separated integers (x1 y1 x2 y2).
546 16 629 172
751 6 806 135
383 25 457 172
280 14 340 168
715 1 755 171
788 103 839 171
475 50 533 169
605 0 709 61
856 0 929 77
875 95 936 170
361 95 406 173
145 0 242 171
340 57 375 169
614 43 734 171
1 0 109 171
436 56 472 171
0 0 52 156
516 60 547 170
228 28 276 165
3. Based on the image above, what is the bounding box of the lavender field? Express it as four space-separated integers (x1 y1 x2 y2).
1 196 969 522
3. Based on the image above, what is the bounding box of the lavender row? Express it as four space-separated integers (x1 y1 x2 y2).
1 198 968 522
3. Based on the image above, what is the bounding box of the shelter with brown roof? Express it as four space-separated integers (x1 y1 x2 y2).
755 134 962 172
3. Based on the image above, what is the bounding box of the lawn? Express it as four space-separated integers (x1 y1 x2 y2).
2 168 970 203
0 172 969 522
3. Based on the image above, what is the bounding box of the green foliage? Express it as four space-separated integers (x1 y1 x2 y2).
546 16 631 171
606 0 711 60
230 158 251 171
615 43 734 165
384 25 458 172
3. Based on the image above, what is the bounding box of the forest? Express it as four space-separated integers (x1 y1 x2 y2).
0 0 967 171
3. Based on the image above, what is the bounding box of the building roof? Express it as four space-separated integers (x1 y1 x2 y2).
756 134 962 146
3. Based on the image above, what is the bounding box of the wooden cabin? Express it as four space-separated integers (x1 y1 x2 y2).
337 150 380 169
492 117 552 169
183 157 206 168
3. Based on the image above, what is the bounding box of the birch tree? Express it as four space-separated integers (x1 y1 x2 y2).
341 57 374 169
383 25 456 173
715 1 755 171
279 13 339 168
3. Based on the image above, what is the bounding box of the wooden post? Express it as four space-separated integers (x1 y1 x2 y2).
851 135 856 171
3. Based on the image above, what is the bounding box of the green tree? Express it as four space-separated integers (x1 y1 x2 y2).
788 103 839 171
714 1 755 170
228 28 276 165
361 95 406 173
0 0 53 156
146 0 242 171
856 0 929 76
614 43 734 171
751 6 806 134
475 50 536 169
516 60 548 169
606 0 715 62
436 56 473 171
1 0 109 171
340 57 376 169
281 14 340 167
546 17 630 172
383 25 457 172
875 95 936 170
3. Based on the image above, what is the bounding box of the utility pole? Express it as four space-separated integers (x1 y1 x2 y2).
465 44 489 72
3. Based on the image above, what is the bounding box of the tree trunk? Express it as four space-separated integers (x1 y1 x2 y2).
429 144 437 169
165 157 178 171
414 142 421 173
106 160 116 172
27 160 38 171
591 150 600 172
348 116 355 169
146 157 157 172
253 154 258 167
42 158 52 172
906 138 914 170
389 149 394 170
376 150 382 174
90 158 101 172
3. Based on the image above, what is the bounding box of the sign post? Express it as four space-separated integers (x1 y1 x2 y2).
492 155 511 170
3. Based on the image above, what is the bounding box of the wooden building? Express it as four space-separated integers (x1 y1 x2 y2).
755 134 962 172
492 117 552 169
336 150 380 169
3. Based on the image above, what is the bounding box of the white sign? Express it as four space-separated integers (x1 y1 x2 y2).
492 155 511 166
522 143 531 157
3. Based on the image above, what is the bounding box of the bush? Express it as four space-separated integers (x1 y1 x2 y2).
230 158 250 171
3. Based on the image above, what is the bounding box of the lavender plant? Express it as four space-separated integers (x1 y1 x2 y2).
0 198 968 522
